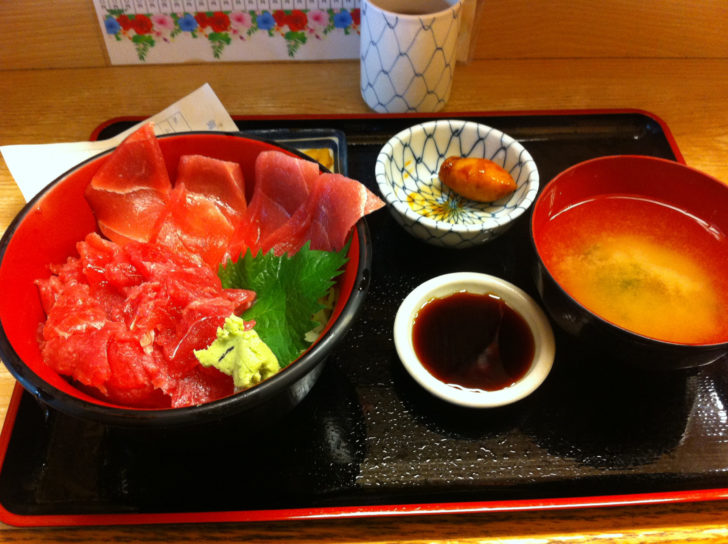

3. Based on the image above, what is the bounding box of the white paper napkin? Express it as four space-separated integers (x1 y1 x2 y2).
1 83 239 202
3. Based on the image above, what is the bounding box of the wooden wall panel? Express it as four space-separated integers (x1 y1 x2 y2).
469 0 728 60
0 0 726 71
0 1 106 70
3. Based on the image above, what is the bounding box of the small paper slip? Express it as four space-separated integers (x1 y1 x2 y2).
1 84 239 203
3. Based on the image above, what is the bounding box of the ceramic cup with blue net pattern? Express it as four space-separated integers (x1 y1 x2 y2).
375 119 540 248
360 0 463 113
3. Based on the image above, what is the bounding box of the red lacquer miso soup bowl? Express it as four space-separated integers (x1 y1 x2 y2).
0 132 373 428
530 155 728 371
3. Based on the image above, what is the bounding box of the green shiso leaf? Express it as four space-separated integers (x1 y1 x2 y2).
218 242 349 367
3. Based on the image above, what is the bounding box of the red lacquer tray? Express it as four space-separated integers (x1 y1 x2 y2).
1 110 727 527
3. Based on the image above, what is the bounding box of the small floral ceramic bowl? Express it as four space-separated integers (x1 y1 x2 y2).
375 120 539 248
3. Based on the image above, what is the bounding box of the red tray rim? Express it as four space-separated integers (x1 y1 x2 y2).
1 108 716 528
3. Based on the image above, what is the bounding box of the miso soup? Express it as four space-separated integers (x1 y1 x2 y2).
538 194 728 344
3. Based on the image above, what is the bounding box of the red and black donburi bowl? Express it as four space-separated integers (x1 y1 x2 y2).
0 132 372 428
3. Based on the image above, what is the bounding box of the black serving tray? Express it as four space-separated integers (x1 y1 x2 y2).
2 110 728 527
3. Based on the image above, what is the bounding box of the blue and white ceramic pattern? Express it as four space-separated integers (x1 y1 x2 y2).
360 0 463 113
375 119 540 248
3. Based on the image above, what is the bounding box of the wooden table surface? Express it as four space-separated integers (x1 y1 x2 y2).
1 59 728 543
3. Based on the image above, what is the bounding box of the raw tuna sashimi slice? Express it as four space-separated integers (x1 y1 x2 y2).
228 150 321 258
248 150 321 230
105 329 167 407
38 282 113 391
150 155 248 269
176 154 247 223
261 172 385 256
162 365 235 408
85 123 171 245
152 183 237 269
122 239 255 313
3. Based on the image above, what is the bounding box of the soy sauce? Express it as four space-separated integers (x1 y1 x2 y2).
412 291 534 391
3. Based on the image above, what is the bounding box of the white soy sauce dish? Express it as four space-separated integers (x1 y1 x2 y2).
394 272 555 408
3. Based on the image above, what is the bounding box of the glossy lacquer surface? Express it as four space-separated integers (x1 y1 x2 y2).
1 112 727 526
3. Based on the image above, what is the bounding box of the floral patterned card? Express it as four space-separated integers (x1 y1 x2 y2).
95 0 361 64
